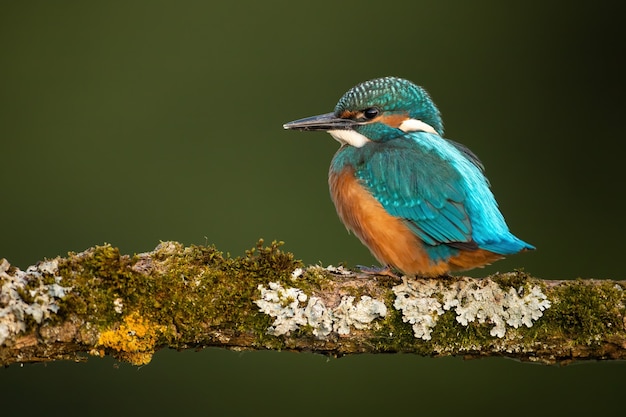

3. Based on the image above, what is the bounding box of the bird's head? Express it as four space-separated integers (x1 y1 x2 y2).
283 77 444 147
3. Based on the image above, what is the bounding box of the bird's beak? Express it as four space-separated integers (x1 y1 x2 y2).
283 112 355 131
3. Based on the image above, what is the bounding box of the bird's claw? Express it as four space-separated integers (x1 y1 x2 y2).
357 265 400 279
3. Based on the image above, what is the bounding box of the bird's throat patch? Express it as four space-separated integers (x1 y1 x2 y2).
328 129 371 148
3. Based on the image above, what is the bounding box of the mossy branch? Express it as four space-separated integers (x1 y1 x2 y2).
1 240 625 366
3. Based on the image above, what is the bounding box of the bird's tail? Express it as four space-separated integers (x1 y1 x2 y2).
479 234 535 255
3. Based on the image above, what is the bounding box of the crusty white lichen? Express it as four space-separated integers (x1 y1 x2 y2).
392 280 444 340
333 295 388 335
0 258 71 345
255 282 386 338
304 265 353 276
290 267 304 280
324 265 352 275
254 282 308 336
113 297 124 314
394 277 551 340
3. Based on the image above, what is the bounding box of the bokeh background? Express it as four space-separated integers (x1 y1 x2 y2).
1 1 624 415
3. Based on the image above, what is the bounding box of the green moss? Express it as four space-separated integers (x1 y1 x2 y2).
429 310 484 351
15 286 34 304
491 270 532 289
57 245 142 326
369 290 425 354
546 280 625 343
53 239 304 358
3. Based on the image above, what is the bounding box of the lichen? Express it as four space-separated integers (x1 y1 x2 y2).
254 282 309 336
304 297 333 337
255 282 387 337
291 268 304 280
392 279 443 340
0 258 71 346
323 265 353 276
332 295 388 335
95 311 167 365
113 297 124 314
393 277 551 340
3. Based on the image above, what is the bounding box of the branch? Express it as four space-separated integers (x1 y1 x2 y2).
1 240 624 366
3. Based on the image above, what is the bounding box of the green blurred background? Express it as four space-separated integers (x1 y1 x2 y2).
1 1 624 415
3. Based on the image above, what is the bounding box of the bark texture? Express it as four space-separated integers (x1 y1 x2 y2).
1 240 624 366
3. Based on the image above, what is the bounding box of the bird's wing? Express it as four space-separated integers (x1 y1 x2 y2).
445 138 485 173
355 137 476 248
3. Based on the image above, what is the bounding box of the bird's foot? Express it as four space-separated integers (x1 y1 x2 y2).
357 265 400 279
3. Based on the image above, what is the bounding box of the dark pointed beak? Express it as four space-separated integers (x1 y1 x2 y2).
283 112 355 131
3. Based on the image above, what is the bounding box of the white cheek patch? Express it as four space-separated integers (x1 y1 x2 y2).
328 129 371 148
398 118 439 135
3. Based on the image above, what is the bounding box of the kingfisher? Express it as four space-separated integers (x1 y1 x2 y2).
283 76 534 277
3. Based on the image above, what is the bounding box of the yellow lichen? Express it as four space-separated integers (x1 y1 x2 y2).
95 312 166 365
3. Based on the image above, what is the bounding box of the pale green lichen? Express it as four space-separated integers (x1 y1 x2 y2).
391 279 443 340
255 282 309 336
332 295 388 335
393 277 551 340
322 265 352 276
0 258 71 345
113 297 124 314
304 297 333 337
290 267 304 280
255 281 387 338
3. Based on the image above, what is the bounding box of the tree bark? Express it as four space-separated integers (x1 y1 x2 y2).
1 240 624 366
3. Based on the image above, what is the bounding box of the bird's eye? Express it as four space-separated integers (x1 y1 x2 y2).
362 107 379 120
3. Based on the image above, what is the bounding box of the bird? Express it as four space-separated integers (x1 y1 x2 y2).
283 76 534 277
